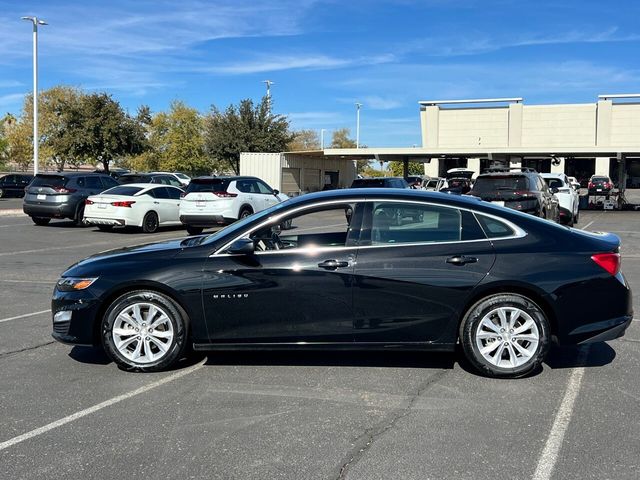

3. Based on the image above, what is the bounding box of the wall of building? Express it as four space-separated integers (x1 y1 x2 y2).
521 104 597 147
610 104 640 146
438 108 509 148
239 152 282 190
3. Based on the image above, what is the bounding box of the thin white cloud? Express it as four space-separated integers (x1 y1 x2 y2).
207 53 395 75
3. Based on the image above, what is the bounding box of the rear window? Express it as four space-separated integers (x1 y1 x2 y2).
591 176 609 182
472 176 529 193
544 178 564 189
351 179 385 188
103 186 144 196
30 175 67 188
186 179 230 193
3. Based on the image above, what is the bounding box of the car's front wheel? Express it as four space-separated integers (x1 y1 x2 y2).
101 290 188 372
460 293 550 378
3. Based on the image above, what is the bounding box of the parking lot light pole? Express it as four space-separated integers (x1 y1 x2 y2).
22 16 47 175
355 103 362 148
263 80 274 110
320 129 326 149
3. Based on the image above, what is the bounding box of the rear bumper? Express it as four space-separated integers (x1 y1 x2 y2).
23 201 76 219
84 217 126 227
573 315 633 344
180 214 228 227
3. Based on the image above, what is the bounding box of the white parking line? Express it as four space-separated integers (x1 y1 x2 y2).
0 309 51 324
0 358 206 452
580 220 594 231
532 347 589 480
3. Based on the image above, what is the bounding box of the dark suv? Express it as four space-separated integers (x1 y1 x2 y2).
350 177 409 189
0 174 33 198
469 168 559 221
23 172 119 226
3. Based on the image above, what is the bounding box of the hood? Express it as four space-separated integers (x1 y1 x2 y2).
66 237 188 275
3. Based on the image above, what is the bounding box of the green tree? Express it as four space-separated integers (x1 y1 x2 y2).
69 93 147 172
388 161 424 177
4 119 32 171
287 129 320 151
204 97 293 174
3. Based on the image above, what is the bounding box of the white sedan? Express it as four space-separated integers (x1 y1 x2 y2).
83 183 184 233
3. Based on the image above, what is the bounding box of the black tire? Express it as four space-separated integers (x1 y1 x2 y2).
239 207 253 220
101 290 188 372
97 225 113 232
31 216 51 226
459 293 550 378
142 211 159 233
0 188 4 198
573 209 579 225
186 226 203 236
74 204 86 227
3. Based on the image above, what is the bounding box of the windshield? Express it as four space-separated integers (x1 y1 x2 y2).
472 176 529 193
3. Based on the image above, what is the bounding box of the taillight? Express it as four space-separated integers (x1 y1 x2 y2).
85 199 94 205
53 186 77 194
588 182 594 189
591 253 620 276
111 201 135 207
214 191 238 198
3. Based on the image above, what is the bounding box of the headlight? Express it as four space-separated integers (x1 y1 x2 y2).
56 277 98 291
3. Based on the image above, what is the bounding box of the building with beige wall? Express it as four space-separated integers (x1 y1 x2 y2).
242 94 640 194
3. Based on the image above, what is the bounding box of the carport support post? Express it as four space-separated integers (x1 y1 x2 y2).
403 157 409 178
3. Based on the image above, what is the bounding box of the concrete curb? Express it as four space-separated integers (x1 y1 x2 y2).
0 209 26 217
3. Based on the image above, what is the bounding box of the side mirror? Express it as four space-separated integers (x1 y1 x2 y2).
227 238 254 255
273 189 280 196
550 187 559 194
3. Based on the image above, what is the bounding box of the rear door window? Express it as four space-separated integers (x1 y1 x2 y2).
101 176 119 189
366 202 462 245
85 176 103 189
154 187 171 199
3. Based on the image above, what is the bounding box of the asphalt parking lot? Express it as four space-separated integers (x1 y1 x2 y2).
0 199 639 480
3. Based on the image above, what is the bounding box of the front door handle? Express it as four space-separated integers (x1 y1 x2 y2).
446 255 478 266
317 259 350 270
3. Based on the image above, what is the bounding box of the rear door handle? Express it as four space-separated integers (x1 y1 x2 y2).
154 201 160 204
446 255 478 266
317 259 350 270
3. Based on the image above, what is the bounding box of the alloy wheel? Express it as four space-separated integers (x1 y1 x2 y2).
474 306 540 368
111 302 174 364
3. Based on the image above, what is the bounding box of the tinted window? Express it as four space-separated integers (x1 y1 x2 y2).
472 176 528 193
351 178 385 188
475 214 515 239
250 204 356 251
85 176 103 189
119 175 150 184
31 175 67 188
369 202 461 245
235 180 254 193
101 176 119 188
166 187 183 200
592 176 609 182
544 178 564 189
102 186 144 196
145 188 158 198
255 180 273 194
153 187 171 199
186 179 230 193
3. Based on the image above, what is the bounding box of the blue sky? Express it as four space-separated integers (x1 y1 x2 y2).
1 0 639 147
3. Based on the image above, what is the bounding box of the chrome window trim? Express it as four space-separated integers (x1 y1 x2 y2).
211 197 527 257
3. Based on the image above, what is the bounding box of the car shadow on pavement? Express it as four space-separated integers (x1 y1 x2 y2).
544 342 616 370
203 349 457 370
68 346 112 365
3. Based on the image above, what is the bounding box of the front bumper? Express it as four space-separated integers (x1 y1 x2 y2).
51 288 101 346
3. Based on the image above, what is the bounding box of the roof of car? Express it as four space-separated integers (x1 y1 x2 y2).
35 172 111 177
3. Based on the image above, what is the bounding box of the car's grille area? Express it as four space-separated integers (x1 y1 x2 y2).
53 321 70 335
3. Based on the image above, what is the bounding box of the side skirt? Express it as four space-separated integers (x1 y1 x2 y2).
192 341 456 352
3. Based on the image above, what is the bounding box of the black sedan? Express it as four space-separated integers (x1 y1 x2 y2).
51 189 632 377
0 173 33 198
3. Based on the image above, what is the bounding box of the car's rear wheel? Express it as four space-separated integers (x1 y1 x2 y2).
460 293 550 378
31 216 50 226
239 207 253 219
0 188 4 198
186 226 203 236
142 211 159 233
74 204 86 227
101 290 188 372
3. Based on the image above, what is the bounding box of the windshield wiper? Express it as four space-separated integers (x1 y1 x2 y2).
496 186 516 190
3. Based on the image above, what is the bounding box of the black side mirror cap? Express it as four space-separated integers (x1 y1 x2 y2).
273 189 279 195
227 238 255 255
